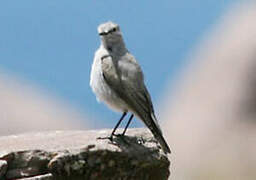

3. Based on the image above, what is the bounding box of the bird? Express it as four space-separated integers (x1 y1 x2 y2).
90 21 171 154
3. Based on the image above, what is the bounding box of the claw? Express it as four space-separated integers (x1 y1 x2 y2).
97 136 113 141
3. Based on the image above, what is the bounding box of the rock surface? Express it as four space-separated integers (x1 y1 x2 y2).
0 128 170 180
0 160 7 179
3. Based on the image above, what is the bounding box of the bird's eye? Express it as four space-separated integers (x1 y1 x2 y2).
112 28 116 32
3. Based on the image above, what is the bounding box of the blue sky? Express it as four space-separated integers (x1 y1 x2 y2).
0 0 236 128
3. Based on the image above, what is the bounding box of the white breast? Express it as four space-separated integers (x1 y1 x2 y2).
90 48 128 112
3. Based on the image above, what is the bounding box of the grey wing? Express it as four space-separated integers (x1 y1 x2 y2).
101 54 157 126
101 54 171 153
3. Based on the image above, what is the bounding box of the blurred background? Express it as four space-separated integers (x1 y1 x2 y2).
1 0 256 179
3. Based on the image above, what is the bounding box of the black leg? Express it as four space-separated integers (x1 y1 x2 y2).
110 112 127 139
122 114 134 136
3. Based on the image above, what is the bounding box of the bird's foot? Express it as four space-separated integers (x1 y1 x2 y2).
97 136 113 141
113 133 126 139
97 133 126 142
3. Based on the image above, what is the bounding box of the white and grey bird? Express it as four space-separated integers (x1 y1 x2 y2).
90 21 171 154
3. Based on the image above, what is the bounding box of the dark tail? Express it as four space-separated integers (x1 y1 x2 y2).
143 114 171 154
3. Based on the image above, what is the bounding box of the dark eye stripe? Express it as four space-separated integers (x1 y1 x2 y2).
99 27 118 36
108 28 116 33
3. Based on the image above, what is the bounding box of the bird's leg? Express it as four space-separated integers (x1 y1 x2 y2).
122 114 134 136
110 112 127 140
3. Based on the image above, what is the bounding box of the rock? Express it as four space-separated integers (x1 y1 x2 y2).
16 173 53 180
0 128 170 180
0 160 7 179
3 150 52 179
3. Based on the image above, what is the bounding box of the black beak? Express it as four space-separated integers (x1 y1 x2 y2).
99 32 108 36
99 28 116 36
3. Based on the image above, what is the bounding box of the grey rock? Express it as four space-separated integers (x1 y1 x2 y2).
4 150 51 179
0 128 170 180
0 160 7 179
16 173 53 180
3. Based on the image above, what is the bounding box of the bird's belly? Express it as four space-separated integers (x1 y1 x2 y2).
90 68 128 112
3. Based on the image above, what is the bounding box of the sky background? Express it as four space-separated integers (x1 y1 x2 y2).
0 0 237 129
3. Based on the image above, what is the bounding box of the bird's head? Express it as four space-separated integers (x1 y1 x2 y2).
98 21 121 37
97 21 125 52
